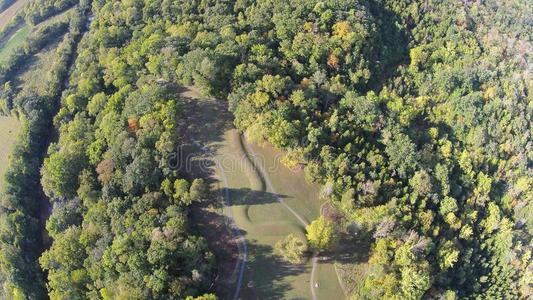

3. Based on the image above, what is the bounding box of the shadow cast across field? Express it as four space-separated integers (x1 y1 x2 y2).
242 240 310 300
177 86 312 299
191 188 308 299
226 187 288 207
175 86 232 182
190 198 247 298
316 231 371 266
178 86 233 146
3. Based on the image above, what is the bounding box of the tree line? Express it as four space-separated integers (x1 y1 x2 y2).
0 2 89 298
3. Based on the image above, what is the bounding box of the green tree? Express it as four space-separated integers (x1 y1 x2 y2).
400 265 431 299
274 234 307 264
385 132 419 177
306 216 336 252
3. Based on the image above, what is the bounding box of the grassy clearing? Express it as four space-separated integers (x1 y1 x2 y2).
0 24 28 61
0 116 20 190
180 87 312 299
246 142 323 224
13 33 63 93
0 4 72 63
181 86 345 299
246 141 345 299
218 129 312 299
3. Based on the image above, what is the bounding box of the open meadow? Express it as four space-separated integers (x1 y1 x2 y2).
182 86 345 299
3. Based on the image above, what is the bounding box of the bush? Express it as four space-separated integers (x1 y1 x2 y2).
306 216 336 252
275 234 307 264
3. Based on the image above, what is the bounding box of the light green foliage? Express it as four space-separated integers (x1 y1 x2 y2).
173 178 190 202
438 241 460 271
306 216 336 252
274 233 307 264
400 265 431 299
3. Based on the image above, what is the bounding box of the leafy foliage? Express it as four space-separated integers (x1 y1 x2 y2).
0 0 531 299
274 233 307 264
0 3 88 298
306 216 336 252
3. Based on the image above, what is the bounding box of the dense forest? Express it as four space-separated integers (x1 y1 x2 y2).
0 0 531 299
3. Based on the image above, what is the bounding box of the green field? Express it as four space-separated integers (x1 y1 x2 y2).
0 24 29 61
0 116 20 190
0 5 72 63
14 33 62 93
182 87 344 299
245 141 345 300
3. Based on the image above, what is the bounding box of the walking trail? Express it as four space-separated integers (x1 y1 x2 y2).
181 86 344 299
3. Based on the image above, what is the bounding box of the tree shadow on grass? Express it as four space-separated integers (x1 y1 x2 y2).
178 85 233 147
175 86 233 183
190 202 243 298
177 86 309 299
241 240 309 300
318 230 372 265
226 187 289 207
191 189 307 300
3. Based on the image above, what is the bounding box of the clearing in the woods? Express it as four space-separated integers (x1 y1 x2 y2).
182 86 344 300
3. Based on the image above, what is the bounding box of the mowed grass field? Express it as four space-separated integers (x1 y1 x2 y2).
181 86 344 299
0 24 29 62
220 129 312 299
245 140 345 300
0 116 20 190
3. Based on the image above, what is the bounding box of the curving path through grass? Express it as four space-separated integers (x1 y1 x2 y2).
181 86 344 299
240 137 318 300
194 139 248 300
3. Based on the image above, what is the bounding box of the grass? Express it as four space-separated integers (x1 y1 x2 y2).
0 24 28 62
181 86 345 299
14 33 63 93
245 142 323 224
221 130 312 299
0 116 20 190
245 139 345 299
0 4 73 63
